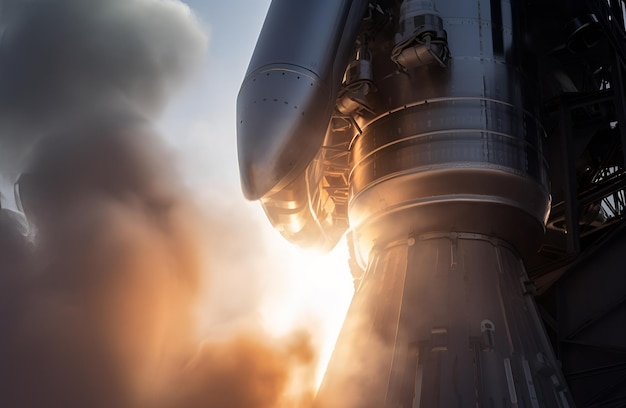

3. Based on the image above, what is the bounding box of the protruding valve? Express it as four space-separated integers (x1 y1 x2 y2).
391 0 450 69
337 36 375 115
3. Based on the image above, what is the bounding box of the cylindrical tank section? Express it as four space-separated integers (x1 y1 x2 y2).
349 0 551 266
315 235 573 407
237 0 369 249
237 0 369 200
315 0 574 406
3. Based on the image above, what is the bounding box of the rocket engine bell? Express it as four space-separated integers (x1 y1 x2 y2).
238 0 576 406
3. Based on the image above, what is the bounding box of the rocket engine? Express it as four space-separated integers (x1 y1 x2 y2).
238 0 580 406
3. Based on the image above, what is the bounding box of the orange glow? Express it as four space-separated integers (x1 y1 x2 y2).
256 227 354 389
190 195 355 400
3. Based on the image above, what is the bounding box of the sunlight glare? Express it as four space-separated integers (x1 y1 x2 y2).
258 228 354 389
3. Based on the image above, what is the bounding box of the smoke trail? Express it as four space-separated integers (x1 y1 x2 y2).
0 1 318 407
0 0 206 172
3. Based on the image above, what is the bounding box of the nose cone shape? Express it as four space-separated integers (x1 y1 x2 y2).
237 66 332 200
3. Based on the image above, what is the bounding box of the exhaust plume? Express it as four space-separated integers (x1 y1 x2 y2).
0 1 318 407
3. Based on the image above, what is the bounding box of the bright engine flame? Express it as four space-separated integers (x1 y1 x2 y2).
257 225 354 389
189 196 355 395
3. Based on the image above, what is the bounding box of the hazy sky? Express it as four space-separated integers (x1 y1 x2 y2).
159 0 272 191
0 1 270 209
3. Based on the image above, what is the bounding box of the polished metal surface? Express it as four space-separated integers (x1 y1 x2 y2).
258 142 349 250
315 234 573 407
349 0 550 266
237 0 369 200
392 0 450 69
237 0 578 406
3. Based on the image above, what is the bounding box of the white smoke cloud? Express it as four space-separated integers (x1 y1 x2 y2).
0 0 207 173
0 1 319 407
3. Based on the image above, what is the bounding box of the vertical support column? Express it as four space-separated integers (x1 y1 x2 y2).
610 0 625 31
559 105 581 255
612 55 626 169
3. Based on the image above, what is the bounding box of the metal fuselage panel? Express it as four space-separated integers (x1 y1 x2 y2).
237 0 368 200
349 0 550 265
315 235 573 407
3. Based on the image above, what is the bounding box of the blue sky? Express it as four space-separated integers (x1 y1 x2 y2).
159 0 272 190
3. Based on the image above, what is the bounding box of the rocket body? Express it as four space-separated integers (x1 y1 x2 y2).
238 0 576 406
315 234 572 407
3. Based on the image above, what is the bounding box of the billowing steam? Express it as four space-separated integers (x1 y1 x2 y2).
0 0 206 172
0 1 318 407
